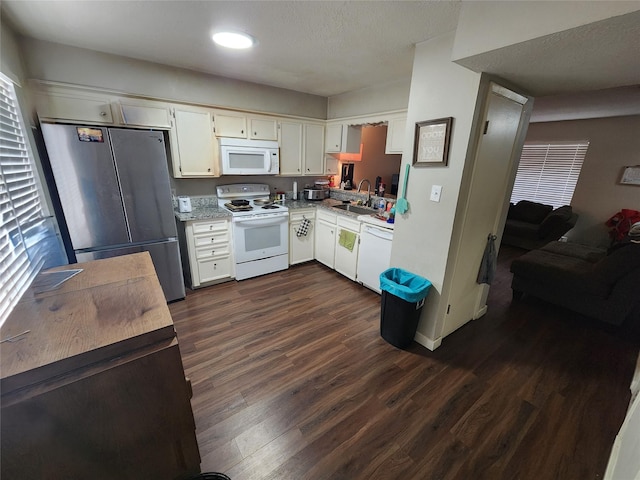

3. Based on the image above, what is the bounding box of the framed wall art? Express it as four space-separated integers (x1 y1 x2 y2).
413 117 453 166
620 165 640 185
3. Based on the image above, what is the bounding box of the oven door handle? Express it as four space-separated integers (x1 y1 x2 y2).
234 216 289 227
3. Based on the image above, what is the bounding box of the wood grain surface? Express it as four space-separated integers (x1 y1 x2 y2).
1 252 174 392
171 246 640 479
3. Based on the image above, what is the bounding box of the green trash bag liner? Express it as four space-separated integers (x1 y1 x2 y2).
380 268 431 303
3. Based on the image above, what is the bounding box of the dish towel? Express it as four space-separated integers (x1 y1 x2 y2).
477 234 497 285
338 229 356 252
296 217 311 237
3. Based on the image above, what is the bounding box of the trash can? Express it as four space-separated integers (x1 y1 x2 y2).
379 268 431 349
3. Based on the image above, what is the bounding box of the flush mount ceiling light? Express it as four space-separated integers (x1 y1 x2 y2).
212 31 255 49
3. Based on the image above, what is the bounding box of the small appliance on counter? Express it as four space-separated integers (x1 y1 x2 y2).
303 187 329 201
178 196 192 213
303 180 330 201
341 163 354 190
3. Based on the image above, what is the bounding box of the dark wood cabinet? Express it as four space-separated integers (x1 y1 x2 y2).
1 253 200 479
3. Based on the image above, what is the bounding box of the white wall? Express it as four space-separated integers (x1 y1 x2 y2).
327 79 411 119
20 38 327 119
452 1 640 61
525 116 640 248
1 19 25 84
390 32 481 347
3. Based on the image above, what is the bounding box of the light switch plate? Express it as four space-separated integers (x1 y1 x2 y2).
430 185 442 202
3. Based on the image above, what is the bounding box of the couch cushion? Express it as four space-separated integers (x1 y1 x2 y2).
540 241 606 263
538 206 573 237
510 249 610 297
510 200 553 224
503 219 540 239
592 242 640 285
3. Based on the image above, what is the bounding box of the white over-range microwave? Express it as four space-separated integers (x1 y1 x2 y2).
220 137 280 175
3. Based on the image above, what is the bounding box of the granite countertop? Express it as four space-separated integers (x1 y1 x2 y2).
174 204 231 222
174 196 386 222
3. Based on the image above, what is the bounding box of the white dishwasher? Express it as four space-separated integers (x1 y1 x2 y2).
356 219 394 294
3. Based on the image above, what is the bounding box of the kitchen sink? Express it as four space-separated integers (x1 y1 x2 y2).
332 204 376 215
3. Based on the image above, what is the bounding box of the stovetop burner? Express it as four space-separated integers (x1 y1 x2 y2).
224 202 253 212
262 204 280 209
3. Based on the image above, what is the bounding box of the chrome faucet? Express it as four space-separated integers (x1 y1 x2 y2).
357 179 372 207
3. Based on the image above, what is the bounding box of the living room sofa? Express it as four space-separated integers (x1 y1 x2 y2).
502 200 578 250
510 239 640 327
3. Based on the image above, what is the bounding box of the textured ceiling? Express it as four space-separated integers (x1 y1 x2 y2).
2 0 639 118
1 0 462 97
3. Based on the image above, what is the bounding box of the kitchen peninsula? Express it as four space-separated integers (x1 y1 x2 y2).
0 253 200 479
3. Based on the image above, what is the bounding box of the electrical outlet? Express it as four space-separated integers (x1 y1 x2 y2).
430 185 442 202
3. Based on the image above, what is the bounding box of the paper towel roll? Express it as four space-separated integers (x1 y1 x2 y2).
293 181 298 200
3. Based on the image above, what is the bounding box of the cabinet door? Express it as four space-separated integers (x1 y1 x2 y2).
290 219 315 265
325 124 361 153
304 124 325 175
325 124 343 152
213 112 247 138
35 93 113 124
385 116 406 154
334 228 359 281
172 108 219 177
315 219 336 269
250 117 278 140
120 102 172 128
0 343 200 479
325 156 339 175
197 256 232 283
279 121 303 175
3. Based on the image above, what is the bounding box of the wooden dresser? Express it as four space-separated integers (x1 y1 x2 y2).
1 252 200 479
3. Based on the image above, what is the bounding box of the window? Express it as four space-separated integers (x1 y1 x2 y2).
0 73 47 325
510 142 588 209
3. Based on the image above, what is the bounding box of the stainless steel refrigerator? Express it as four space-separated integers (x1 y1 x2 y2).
40 124 185 302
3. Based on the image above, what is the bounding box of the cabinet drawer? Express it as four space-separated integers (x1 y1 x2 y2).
191 219 229 234
316 209 337 224
337 216 360 232
197 256 232 283
290 209 315 222
193 231 229 248
195 245 230 260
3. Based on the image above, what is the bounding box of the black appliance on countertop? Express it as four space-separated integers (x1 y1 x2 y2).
341 163 354 190
390 173 399 196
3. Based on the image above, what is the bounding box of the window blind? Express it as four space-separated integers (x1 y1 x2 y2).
510 142 588 209
0 73 46 325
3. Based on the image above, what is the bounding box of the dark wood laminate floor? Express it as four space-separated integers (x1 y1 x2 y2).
170 246 639 480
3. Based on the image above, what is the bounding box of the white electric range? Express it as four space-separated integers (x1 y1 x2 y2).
216 184 289 280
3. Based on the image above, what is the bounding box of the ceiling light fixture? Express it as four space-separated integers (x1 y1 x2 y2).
212 31 255 50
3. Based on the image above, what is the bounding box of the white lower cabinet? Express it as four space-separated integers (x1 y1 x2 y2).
290 209 315 265
183 218 233 288
334 216 360 281
314 210 337 269
314 209 361 280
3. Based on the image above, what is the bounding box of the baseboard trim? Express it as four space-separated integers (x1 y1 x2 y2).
474 304 488 320
415 331 442 351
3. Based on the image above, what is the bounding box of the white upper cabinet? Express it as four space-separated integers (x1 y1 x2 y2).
170 106 219 178
213 111 278 140
35 92 114 124
325 124 362 153
304 124 324 175
279 120 324 176
213 111 247 138
118 101 172 128
325 155 339 175
249 117 278 140
279 121 304 175
385 116 406 154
